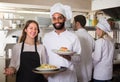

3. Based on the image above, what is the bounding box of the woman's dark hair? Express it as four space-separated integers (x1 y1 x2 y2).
74 15 86 27
18 20 40 43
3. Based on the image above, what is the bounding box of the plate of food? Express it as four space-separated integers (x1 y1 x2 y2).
33 64 67 74
52 47 76 55
35 64 59 71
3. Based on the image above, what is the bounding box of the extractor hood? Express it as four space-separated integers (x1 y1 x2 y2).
36 17 51 27
36 17 72 28
92 0 120 19
102 7 120 20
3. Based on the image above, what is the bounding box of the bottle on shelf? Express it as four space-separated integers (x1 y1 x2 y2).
92 16 98 26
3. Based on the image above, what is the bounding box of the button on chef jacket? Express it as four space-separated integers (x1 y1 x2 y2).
43 30 81 82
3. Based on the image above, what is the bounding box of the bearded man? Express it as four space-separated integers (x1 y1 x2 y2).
43 3 81 82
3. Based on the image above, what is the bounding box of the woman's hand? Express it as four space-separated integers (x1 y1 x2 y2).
4 67 16 76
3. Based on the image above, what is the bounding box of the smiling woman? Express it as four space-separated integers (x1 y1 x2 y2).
24 22 39 39
4 20 48 82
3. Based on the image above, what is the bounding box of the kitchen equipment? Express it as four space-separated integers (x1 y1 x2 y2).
116 53 120 60
12 23 17 29
36 17 51 27
0 20 3 29
8 49 12 58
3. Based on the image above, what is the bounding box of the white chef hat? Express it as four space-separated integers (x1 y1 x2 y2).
50 3 72 20
96 18 111 33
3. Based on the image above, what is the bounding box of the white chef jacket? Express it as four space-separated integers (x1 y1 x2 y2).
72 28 95 82
92 35 114 80
43 30 81 82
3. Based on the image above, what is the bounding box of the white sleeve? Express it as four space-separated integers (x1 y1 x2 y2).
9 44 20 70
42 34 48 48
92 39 103 66
40 45 48 64
73 36 81 55
92 38 95 52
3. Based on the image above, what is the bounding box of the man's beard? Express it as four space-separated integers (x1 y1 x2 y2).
53 22 65 30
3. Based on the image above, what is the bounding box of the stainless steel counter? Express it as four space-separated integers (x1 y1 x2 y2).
113 60 120 64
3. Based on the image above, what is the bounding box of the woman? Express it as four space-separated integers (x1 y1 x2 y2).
92 18 114 82
4 20 48 82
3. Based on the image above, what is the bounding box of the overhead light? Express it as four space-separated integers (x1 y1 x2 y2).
0 9 16 12
0 9 50 14
0 2 50 14
0 2 50 10
16 10 50 14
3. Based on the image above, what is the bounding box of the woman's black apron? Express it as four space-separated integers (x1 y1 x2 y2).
16 42 46 82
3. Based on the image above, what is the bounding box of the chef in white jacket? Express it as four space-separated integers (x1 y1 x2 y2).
92 18 114 82
72 15 95 82
43 3 81 82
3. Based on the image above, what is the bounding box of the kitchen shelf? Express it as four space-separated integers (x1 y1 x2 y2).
0 28 23 31
0 28 22 37
0 16 25 30
85 26 96 30
0 18 24 20
85 26 120 31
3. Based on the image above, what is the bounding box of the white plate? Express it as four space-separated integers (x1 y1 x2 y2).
33 67 67 74
35 67 60 71
52 49 76 55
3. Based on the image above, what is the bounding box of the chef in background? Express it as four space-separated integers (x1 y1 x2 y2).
72 15 95 82
43 3 81 82
92 18 114 82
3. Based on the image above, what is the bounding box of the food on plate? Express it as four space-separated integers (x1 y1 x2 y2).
39 64 57 69
58 47 70 52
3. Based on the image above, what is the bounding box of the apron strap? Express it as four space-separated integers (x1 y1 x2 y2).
21 42 24 53
35 42 38 52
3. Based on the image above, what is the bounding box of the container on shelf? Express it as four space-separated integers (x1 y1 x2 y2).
8 49 12 58
92 17 98 26
12 23 17 29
